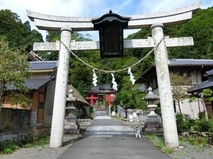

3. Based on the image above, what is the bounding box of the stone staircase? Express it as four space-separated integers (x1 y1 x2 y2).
93 104 107 111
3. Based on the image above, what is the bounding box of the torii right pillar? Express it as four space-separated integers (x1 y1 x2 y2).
151 23 179 147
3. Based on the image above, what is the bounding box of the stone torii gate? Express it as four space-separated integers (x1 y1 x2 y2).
27 1 200 148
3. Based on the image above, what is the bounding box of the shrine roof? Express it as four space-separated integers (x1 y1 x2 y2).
67 85 89 106
86 84 116 93
29 61 57 70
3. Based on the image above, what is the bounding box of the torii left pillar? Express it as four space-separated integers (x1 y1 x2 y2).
50 27 72 148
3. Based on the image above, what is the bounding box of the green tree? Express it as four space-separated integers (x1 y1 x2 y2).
202 88 213 119
112 85 146 110
170 72 192 114
167 7 213 59
203 88 213 102
0 9 43 52
0 37 31 107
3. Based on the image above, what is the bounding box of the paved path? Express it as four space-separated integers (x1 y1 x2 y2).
58 111 171 159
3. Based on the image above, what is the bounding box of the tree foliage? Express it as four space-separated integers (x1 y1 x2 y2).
166 8 213 59
0 9 43 52
0 37 31 107
32 7 213 110
203 88 213 102
112 85 146 110
170 72 192 114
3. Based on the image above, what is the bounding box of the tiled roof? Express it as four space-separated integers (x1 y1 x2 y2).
29 61 57 70
168 59 213 66
24 76 54 90
188 69 213 93
188 80 213 93
136 59 213 83
7 76 54 90
205 69 213 76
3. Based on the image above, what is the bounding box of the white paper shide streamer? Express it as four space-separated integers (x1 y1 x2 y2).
111 73 118 90
92 69 98 86
128 67 135 85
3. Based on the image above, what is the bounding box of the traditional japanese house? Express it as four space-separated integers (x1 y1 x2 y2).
136 59 213 119
2 61 57 125
1 57 89 140
188 69 213 118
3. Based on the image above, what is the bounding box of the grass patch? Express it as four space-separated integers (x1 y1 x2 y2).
145 134 174 154
24 136 50 148
0 135 50 154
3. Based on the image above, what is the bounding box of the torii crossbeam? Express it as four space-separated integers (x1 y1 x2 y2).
27 1 200 148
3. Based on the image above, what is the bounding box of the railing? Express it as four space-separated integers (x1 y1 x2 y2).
117 105 126 118
77 119 92 129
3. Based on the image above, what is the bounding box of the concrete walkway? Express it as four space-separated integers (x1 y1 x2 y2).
58 111 171 159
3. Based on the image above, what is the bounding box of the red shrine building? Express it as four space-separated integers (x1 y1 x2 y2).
85 84 116 109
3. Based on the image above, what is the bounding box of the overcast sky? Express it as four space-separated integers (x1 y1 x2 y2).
0 0 212 41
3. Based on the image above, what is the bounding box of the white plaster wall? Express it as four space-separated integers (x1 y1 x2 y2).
152 88 204 119
175 98 204 119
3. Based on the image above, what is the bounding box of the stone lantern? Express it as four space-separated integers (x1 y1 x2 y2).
144 87 159 116
92 10 130 58
143 87 163 133
65 89 77 123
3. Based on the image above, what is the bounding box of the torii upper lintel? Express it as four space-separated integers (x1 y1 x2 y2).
26 1 200 31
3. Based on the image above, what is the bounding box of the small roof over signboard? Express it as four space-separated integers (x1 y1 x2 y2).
92 10 130 28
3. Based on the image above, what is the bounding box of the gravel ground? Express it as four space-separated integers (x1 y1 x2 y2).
0 135 80 159
168 140 213 159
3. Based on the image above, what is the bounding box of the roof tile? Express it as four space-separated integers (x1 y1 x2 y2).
24 76 54 90
29 61 57 70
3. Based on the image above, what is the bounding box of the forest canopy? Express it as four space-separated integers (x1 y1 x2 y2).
1 7 213 108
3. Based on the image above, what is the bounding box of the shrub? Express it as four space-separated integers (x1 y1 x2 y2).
208 119 213 133
1 141 20 154
199 137 208 146
198 112 206 120
3 148 13 154
176 114 192 134
193 119 213 132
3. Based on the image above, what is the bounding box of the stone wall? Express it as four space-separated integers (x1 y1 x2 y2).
0 108 36 143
